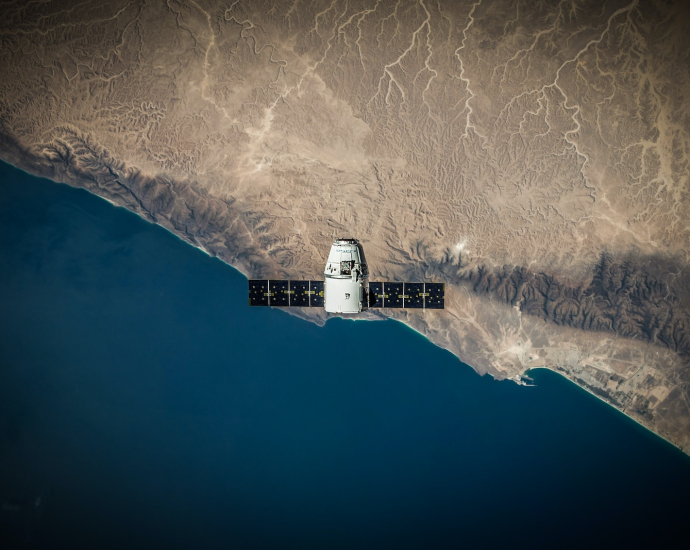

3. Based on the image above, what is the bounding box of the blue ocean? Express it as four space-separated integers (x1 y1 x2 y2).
1 160 689 549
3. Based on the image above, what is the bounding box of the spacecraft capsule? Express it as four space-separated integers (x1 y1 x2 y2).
323 238 369 314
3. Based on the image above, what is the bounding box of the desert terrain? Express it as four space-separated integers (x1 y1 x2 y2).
1 0 689 449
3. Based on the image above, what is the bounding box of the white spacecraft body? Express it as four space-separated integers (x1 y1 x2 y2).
323 238 369 314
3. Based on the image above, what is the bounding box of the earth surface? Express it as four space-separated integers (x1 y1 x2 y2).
1 0 689 449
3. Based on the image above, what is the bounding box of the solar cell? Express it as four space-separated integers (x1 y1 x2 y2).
289 281 310 307
269 280 289 307
309 281 324 307
425 283 445 309
403 283 424 308
248 280 269 306
368 282 383 307
384 282 403 308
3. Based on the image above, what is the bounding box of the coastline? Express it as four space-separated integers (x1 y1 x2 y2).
526 366 688 457
0 153 243 272
1 154 688 457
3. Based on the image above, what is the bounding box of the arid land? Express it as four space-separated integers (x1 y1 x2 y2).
1 0 689 449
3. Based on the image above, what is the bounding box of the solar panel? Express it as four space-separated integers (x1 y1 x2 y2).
248 280 269 306
289 281 310 307
404 283 424 308
368 282 383 308
425 283 445 309
309 281 324 307
269 280 289 306
384 282 404 308
251 279 444 309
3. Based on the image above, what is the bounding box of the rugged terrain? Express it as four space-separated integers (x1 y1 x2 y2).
1 0 689 449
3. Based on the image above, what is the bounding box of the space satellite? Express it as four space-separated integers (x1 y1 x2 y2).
248 238 444 313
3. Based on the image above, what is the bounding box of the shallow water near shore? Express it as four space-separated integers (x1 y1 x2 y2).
1 160 690 549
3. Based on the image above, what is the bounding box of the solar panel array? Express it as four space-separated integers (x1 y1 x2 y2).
248 280 325 307
250 280 444 309
368 282 444 309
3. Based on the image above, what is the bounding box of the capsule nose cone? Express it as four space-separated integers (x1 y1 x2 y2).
334 237 358 245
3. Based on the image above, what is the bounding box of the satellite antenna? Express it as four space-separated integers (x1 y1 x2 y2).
249 238 444 312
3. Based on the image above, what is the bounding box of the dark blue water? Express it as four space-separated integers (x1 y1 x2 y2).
1 160 689 549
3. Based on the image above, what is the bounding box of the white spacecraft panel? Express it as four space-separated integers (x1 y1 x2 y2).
324 277 365 314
